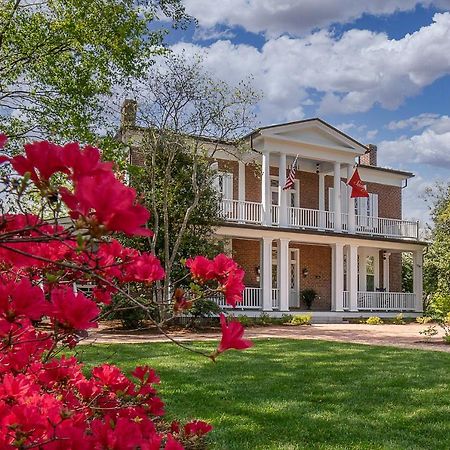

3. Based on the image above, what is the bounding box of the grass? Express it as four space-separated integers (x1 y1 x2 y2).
74 339 450 449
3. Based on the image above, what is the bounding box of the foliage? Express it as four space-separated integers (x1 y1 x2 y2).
77 340 450 450
416 316 432 324
392 313 406 325
290 314 312 325
301 288 317 310
120 54 259 315
423 183 450 315
0 0 188 147
0 136 252 448
366 316 384 325
401 253 413 293
185 299 221 329
419 325 439 340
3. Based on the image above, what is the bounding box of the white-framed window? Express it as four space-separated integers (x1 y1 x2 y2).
329 185 378 218
271 176 300 207
214 171 233 200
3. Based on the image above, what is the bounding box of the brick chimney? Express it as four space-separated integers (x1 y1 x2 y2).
359 144 377 166
120 99 137 128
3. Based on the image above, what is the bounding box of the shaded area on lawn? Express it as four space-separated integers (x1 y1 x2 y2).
74 339 450 450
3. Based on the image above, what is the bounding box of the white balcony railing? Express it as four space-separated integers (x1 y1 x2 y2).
356 291 416 311
220 199 262 224
220 200 419 240
289 207 334 231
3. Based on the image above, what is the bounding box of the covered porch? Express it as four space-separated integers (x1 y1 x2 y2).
216 227 425 315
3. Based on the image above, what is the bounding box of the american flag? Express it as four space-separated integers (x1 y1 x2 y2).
283 155 298 190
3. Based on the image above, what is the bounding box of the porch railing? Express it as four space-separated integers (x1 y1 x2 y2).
220 200 419 240
214 287 262 309
220 199 262 224
343 291 416 311
289 207 334 231
272 289 279 309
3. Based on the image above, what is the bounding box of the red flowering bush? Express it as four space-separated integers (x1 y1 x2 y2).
0 135 252 449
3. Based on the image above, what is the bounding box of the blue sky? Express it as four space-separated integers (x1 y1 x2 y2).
166 1 450 224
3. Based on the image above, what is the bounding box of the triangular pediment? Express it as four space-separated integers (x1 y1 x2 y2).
258 119 367 155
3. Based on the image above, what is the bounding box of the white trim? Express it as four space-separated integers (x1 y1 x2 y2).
238 161 245 202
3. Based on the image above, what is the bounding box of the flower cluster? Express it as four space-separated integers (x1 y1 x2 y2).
186 254 245 307
0 137 251 448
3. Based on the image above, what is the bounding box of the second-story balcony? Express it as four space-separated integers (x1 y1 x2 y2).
220 199 419 240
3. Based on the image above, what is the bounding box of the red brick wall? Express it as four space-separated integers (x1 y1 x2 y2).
217 160 239 200
291 243 332 311
232 238 260 287
231 238 332 310
366 182 402 219
378 251 402 292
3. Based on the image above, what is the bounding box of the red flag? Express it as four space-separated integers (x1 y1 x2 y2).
283 155 298 190
347 168 369 198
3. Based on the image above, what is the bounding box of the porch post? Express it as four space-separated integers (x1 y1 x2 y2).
383 252 391 291
413 249 424 312
278 153 288 226
333 162 342 232
359 248 367 291
278 238 290 312
262 237 273 311
261 151 271 225
238 161 246 202
332 242 344 311
347 164 356 233
348 244 358 311
318 173 325 229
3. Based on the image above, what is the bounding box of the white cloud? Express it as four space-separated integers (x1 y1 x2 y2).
379 116 450 168
172 13 450 119
387 113 450 132
184 0 447 37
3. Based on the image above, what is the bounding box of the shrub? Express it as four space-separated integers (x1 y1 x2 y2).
291 314 312 325
366 316 384 325
236 315 254 327
416 316 432 324
186 298 221 328
0 137 253 448
419 325 438 339
301 288 317 310
256 312 272 326
392 313 406 325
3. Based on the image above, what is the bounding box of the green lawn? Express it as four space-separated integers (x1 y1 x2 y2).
75 339 450 450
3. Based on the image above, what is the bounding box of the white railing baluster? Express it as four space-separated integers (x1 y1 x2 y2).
356 291 416 311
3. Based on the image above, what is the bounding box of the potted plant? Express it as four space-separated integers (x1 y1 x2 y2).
301 288 317 310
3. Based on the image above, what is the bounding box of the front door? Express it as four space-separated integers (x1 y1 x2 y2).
289 249 299 307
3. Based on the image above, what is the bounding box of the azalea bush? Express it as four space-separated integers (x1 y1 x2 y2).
0 136 252 449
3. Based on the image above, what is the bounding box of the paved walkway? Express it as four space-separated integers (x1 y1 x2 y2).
85 323 450 353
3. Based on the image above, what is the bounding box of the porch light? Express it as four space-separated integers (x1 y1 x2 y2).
302 267 309 277
255 266 260 276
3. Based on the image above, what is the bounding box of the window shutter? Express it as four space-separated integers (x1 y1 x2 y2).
369 193 378 218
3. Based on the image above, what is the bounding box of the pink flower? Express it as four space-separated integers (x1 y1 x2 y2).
186 256 214 282
123 253 165 283
220 268 245 307
183 420 213 437
217 313 253 353
210 254 239 281
50 287 99 330
61 172 152 236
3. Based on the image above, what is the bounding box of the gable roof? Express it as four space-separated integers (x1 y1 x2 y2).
245 118 367 150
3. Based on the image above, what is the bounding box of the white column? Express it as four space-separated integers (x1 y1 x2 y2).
278 238 290 311
332 242 344 311
347 164 356 233
348 245 358 311
278 153 288 226
238 161 245 202
318 173 325 229
333 162 342 231
262 237 273 311
359 248 367 292
261 151 271 225
383 252 391 291
413 249 424 312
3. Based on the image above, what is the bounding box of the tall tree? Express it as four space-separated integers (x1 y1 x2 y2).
423 182 450 315
120 53 260 315
0 0 187 146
